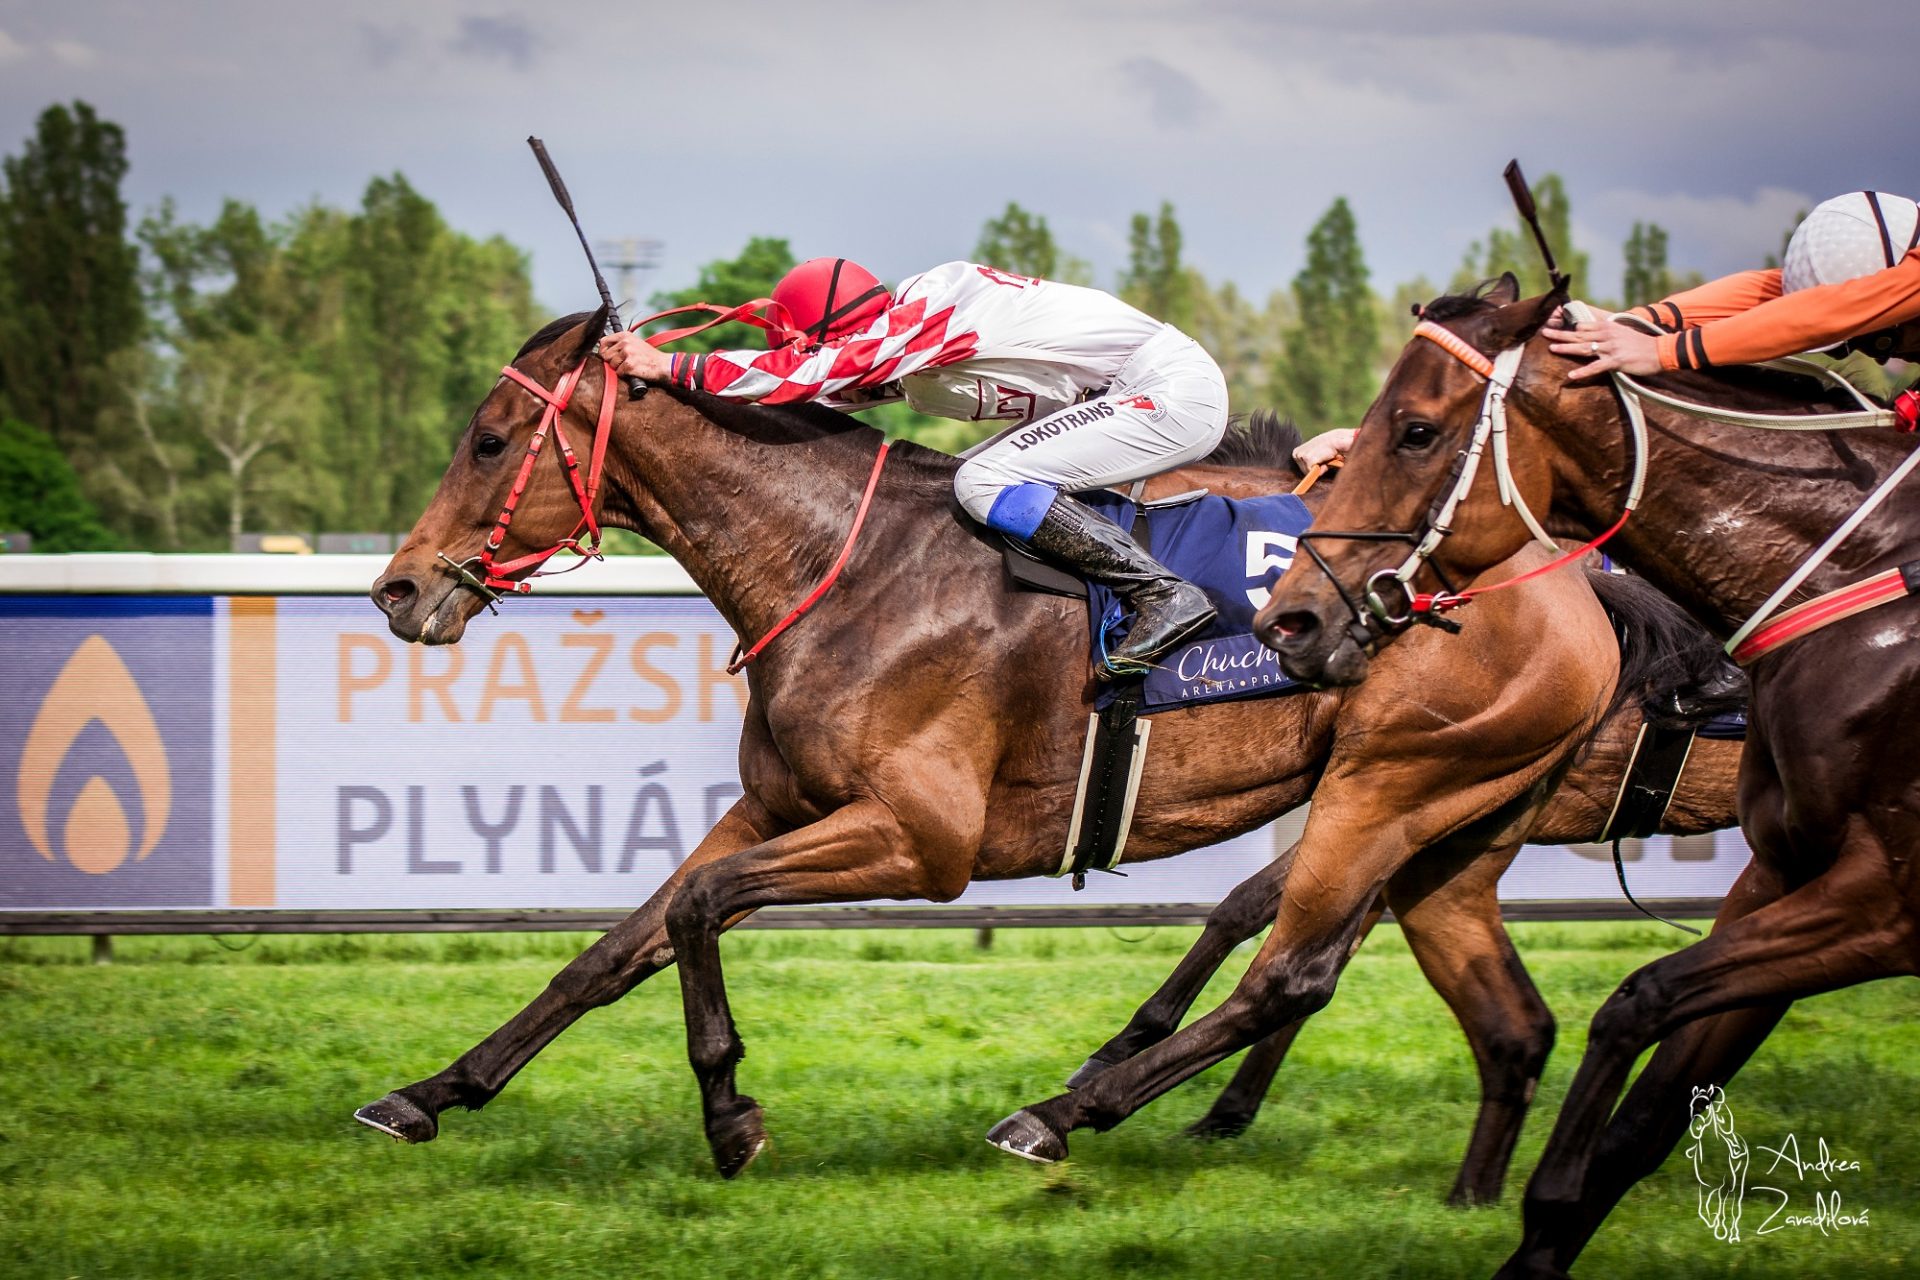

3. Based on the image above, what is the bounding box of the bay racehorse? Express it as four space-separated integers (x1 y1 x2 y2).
1075 632 1740 1206
360 307 1680 1184
1254 274 1920 1276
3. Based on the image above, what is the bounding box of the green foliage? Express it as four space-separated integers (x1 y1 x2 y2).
644 235 795 354
1118 201 1195 330
99 176 542 548
973 202 1093 285
1274 197 1379 433
1622 222 1674 309
1188 277 1290 415
0 417 114 549
0 101 142 450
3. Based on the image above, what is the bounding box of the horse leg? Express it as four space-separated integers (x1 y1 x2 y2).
1066 843 1297 1089
665 794 980 1178
1387 840 1553 1207
1501 850 1915 1277
353 798 775 1143
1496 857 1788 1276
988 820 1389 1163
1184 899 1387 1140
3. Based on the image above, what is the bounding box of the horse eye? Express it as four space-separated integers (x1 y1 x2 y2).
1400 421 1440 451
475 433 508 460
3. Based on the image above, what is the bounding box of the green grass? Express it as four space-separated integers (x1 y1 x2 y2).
2 923 1916 1278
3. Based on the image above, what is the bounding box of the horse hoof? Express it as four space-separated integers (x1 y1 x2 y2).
353 1092 438 1144
711 1100 768 1180
986 1109 1068 1164
1065 1053 1122 1091
1184 1111 1252 1141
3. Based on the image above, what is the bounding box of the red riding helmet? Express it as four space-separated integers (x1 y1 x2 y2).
769 258 891 347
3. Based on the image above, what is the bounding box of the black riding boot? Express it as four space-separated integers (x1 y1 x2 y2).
1025 495 1217 680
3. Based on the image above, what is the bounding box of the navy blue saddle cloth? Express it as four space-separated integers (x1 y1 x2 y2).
1078 489 1314 713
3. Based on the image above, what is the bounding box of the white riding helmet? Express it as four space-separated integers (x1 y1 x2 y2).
1782 191 1920 293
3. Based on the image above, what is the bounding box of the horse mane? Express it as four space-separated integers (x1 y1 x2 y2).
1198 410 1321 483
516 311 598 361
1584 568 1747 731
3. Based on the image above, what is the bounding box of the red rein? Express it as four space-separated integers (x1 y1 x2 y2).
474 308 891 673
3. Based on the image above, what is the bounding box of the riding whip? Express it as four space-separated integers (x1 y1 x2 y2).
1503 159 1572 294
526 136 648 399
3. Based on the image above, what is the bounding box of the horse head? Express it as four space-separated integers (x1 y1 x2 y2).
1252 274 1578 685
372 307 614 645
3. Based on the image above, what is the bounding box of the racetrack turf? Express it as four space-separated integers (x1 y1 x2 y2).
1 923 1914 1278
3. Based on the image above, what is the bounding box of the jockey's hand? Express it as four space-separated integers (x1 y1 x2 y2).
598 332 672 382
1293 427 1357 470
1541 314 1661 383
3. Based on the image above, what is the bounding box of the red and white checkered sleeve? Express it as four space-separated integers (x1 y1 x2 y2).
666 298 978 404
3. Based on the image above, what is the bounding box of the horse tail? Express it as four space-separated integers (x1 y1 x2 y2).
1584 567 1748 731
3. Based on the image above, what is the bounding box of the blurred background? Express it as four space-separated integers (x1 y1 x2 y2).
2 0 1914 555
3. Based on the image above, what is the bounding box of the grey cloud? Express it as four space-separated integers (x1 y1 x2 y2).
356 22 416 71
1120 56 1216 129
448 15 541 71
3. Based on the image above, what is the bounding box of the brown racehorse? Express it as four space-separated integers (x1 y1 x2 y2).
1076 667 1740 1206
361 308 1658 1182
1255 275 1920 1277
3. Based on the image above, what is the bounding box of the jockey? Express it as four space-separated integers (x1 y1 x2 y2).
1291 190 1920 472
600 257 1230 679
1545 190 1920 381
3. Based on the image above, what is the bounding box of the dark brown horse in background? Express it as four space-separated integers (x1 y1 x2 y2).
1256 274 1920 1276
359 307 1677 1187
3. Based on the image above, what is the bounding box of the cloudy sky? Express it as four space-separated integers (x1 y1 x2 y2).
2 1 1914 317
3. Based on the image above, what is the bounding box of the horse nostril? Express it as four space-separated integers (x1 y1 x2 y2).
376 576 417 612
1264 610 1317 644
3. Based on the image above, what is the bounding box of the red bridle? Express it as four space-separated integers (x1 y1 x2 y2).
439 354 620 603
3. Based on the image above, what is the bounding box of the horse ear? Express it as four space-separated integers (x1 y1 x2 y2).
1484 272 1521 307
571 304 612 362
1486 280 1571 351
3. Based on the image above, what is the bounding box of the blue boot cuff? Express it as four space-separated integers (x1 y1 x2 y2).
984 482 1058 539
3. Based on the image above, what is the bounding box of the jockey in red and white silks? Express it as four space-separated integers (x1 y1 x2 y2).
602 259 1230 679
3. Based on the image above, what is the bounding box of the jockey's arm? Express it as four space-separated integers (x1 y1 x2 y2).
1643 251 1920 371
601 300 972 406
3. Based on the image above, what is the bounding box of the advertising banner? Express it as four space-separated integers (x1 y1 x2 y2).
1 591 1751 916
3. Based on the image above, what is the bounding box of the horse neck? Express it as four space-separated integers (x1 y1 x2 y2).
1546 385 1920 640
595 390 918 640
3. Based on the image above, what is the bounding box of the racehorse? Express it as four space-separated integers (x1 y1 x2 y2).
1252 274 1920 1276
361 307 1657 1182
1075 639 1740 1206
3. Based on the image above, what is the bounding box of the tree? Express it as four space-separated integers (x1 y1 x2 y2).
1622 222 1673 309
1273 197 1379 433
1188 276 1290 414
973 202 1093 284
645 236 796 354
1118 201 1195 330
0 417 115 550
0 102 141 448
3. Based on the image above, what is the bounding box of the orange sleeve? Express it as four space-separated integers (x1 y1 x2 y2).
1651 252 1920 371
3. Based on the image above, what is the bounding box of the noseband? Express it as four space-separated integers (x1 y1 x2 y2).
437 354 619 607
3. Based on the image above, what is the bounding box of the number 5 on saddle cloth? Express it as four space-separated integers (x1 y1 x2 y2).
1002 487 1315 885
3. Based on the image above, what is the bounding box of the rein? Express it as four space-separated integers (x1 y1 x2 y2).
1311 299 1920 665
440 355 620 605
443 303 894 672
1297 305 1643 640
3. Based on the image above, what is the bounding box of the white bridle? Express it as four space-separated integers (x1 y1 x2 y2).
1382 301 1914 657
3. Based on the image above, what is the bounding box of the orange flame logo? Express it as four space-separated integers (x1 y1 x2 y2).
17 635 172 875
